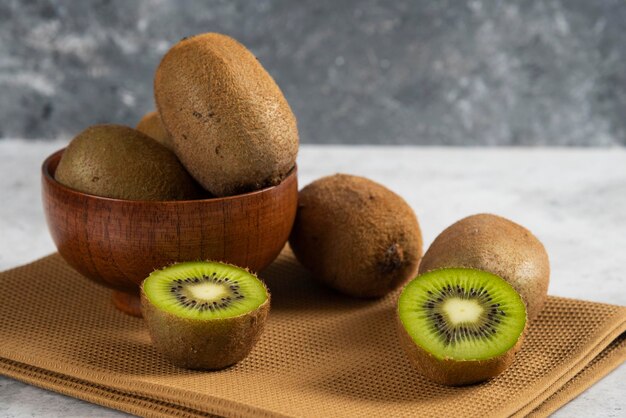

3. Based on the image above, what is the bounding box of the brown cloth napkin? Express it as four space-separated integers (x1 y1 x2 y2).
0 249 624 418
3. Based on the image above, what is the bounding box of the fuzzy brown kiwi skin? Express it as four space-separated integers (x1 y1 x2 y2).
396 314 527 386
154 33 299 197
55 124 201 201
140 283 270 370
136 111 172 150
418 214 550 321
289 174 423 298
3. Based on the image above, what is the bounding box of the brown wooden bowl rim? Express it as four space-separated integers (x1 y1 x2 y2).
42 148 297 205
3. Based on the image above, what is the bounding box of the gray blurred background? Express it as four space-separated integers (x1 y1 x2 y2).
1 0 625 145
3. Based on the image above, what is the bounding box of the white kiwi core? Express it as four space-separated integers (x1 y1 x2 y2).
188 282 230 301
443 298 484 325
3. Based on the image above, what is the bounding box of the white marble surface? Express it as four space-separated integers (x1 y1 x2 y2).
0 140 624 417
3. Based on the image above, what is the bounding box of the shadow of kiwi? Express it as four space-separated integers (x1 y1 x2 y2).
68 316 191 376
71 321 282 378
222 249 408 375
65 298 218 376
259 249 378 313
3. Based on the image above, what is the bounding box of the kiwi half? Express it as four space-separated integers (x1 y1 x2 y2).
397 268 527 386
141 261 270 370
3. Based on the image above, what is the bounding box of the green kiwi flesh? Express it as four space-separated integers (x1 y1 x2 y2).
141 261 270 369
397 268 527 386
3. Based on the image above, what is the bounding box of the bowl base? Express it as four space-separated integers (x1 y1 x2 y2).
112 290 142 317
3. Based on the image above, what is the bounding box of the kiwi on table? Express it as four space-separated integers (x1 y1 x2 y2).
136 111 172 149
154 32 299 197
289 174 423 298
397 268 527 386
141 261 270 370
55 124 201 200
419 214 550 321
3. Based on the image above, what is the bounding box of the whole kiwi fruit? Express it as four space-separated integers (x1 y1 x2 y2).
141 261 270 369
419 214 550 321
289 174 423 298
154 32 299 197
55 124 200 201
136 111 172 149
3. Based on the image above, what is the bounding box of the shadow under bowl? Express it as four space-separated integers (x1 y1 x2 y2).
42 149 298 316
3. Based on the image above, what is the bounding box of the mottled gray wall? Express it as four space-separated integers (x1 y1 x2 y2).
1 0 625 145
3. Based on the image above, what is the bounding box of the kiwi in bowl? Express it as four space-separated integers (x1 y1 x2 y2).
54 124 200 200
154 33 299 197
136 111 172 150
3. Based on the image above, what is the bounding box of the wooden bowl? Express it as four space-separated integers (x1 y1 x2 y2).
42 149 298 316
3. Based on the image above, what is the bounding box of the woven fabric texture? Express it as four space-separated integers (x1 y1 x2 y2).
0 249 624 418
